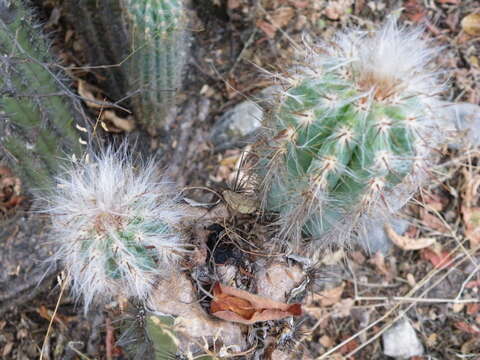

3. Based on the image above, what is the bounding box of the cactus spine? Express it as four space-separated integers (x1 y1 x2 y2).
125 0 188 130
256 21 442 248
0 1 83 189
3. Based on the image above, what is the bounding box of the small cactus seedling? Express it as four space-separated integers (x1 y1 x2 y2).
255 21 443 249
0 1 83 189
126 0 188 130
48 148 187 311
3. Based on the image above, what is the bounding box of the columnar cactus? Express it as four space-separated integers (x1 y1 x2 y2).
48 148 187 311
0 1 83 189
63 0 189 130
64 0 130 103
126 0 188 130
255 21 443 249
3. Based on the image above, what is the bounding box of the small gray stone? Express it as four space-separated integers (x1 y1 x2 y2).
357 217 409 254
210 86 279 151
383 318 424 359
437 101 480 149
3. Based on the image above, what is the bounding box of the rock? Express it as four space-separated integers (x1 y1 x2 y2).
210 86 279 151
383 318 424 359
357 217 410 254
256 262 305 302
437 101 480 149
148 272 246 352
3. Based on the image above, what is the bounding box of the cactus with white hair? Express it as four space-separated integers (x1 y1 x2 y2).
255 21 443 248
47 148 188 311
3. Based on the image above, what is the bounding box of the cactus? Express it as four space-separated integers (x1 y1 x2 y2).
255 21 443 248
47 148 188 311
63 0 188 130
125 0 188 130
0 1 84 189
63 0 130 104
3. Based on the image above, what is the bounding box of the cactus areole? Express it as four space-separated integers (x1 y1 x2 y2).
257 21 442 247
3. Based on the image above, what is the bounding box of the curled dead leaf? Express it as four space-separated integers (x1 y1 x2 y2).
210 282 302 325
462 13 480 36
385 223 436 250
78 80 105 109
101 110 135 133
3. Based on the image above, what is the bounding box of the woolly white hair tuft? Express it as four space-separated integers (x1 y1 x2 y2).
333 19 443 101
46 147 186 311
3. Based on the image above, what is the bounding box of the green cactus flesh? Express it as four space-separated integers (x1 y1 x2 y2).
0 3 81 189
81 216 171 280
261 73 424 240
126 0 187 128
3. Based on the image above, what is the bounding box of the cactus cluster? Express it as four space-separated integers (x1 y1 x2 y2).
125 0 188 129
48 148 187 311
255 21 443 248
0 1 83 189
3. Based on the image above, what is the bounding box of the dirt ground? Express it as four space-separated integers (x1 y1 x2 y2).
1 0 480 359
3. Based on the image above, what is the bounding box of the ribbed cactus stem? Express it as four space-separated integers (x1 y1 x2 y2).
126 0 188 130
64 0 130 103
0 2 82 189
256 21 443 248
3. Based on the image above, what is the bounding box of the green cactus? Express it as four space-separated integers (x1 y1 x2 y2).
125 0 188 130
63 0 188 131
63 0 130 104
0 1 83 189
256 21 441 247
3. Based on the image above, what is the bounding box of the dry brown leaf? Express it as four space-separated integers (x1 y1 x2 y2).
385 223 436 250
210 282 302 324
0 166 13 178
461 337 480 354
419 208 450 233
78 80 104 109
256 20 277 39
370 251 391 278
452 302 465 313
2 342 13 357
462 206 480 246
290 1 310 9
461 169 480 246
454 321 480 335
320 335 334 348
462 13 480 36
423 192 445 212
270 7 295 28
101 110 135 132
467 303 480 315
420 247 453 269
313 283 345 307
331 298 354 318
323 0 353 20
227 0 241 9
